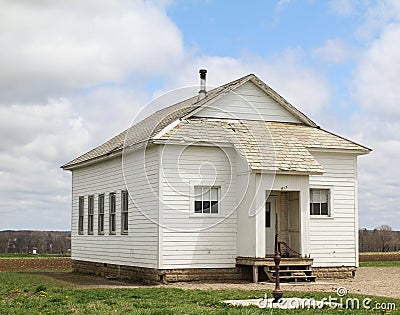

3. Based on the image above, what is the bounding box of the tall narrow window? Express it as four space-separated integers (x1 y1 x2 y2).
310 189 330 216
78 196 84 235
194 186 219 214
98 194 104 235
265 201 271 228
109 192 116 234
121 190 129 234
88 195 94 235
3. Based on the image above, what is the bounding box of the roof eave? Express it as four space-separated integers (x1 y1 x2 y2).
61 150 123 171
307 147 371 155
252 168 324 175
61 140 155 170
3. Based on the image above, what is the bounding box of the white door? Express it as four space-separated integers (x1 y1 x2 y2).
265 197 276 255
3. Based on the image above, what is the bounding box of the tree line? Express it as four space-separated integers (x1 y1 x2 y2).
359 225 400 252
0 230 71 254
0 226 398 254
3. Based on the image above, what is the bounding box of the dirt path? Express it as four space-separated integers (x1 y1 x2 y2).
42 267 400 299
0 257 71 271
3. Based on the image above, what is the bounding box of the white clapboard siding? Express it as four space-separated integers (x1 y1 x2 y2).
71 146 159 268
194 81 302 123
236 153 257 257
160 144 238 269
309 152 358 267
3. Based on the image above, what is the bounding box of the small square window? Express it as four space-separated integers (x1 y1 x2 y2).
193 186 219 214
310 189 330 216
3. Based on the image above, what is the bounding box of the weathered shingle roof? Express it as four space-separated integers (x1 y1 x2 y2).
157 118 370 174
62 73 370 170
62 74 256 169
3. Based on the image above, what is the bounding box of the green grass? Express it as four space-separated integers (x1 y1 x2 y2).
0 272 399 314
360 261 400 267
0 253 70 259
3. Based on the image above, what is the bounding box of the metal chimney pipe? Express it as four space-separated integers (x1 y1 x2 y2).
198 69 207 101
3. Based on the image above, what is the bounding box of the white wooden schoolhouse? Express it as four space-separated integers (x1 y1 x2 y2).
62 70 370 283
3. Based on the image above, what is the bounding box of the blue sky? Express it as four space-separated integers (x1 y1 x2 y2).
0 0 399 231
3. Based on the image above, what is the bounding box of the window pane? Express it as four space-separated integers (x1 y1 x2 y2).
195 201 202 213
98 194 104 214
265 202 271 228
312 203 320 215
203 188 210 202
315 190 321 203
88 196 94 215
211 188 218 201
123 213 128 231
203 201 210 213
194 187 202 201
211 201 218 214
321 203 328 215
310 190 316 203
320 190 328 203
111 215 115 231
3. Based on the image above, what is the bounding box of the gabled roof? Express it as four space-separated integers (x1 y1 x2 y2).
62 74 370 170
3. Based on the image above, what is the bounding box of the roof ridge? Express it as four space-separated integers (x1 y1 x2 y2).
61 73 336 169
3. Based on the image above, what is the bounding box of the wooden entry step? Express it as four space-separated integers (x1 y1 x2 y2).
236 256 315 283
264 263 316 283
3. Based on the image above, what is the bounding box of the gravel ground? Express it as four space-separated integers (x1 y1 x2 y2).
165 267 400 299
44 267 400 299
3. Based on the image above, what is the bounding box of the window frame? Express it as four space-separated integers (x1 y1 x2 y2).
309 187 333 218
78 196 84 235
88 195 94 235
109 192 116 235
98 194 105 235
190 183 223 217
121 190 129 235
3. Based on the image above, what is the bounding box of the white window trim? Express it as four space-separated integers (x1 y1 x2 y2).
109 192 117 235
121 190 129 235
309 186 334 219
189 181 225 218
98 193 105 235
78 196 85 235
88 195 94 235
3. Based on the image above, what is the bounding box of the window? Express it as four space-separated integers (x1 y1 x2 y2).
88 195 94 235
121 190 129 234
194 186 219 214
98 194 104 234
265 201 271 228
109 192 116 234
310 189 330 216
78 196 84 235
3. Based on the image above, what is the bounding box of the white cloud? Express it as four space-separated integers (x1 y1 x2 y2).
277 0 292 10
352 23 400 120
313 39 352 63
0 99 88 230
0 0 184 102
161 48 331 118
345 114 400 229
354 0 400 41
335 6 400 229
329 0 361 16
